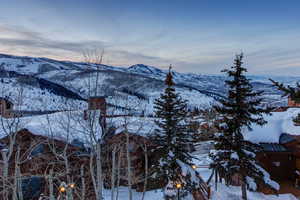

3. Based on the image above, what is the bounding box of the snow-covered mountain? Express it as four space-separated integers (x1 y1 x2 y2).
0 53 299 114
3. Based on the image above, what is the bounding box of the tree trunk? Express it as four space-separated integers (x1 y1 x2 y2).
17 165 23 200
13 148 22 200
49 169 55 200
141 144 148 200
90 151 98 200
64 157 73 200
81 165 86 200
214 169 218 191
116 150 122 200
241 178 247 200
2 153 9 200
111 146 116 200
126 133 132 200
96 142 103 200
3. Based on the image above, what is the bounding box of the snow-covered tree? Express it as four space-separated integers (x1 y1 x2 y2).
151 66 201 199
210 54 278 200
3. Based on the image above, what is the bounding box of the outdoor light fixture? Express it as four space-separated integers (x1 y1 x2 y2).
69 183 75 188
59 186 66 193
176 183 182 189
175 182 182 200
192 165 197 169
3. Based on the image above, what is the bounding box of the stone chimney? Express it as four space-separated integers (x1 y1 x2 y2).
85 96 107 128
0 97 14 118
288 96 300 107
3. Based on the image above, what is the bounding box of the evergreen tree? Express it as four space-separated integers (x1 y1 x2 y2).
151 66 201 199
269 79 300 102
210 54 278 200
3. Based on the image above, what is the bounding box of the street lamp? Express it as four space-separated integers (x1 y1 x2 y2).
175 182 182 200
59 186 66 193
58 182 76 199
192 165 197 169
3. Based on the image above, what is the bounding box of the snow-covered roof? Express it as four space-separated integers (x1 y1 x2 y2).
260 143 288 152
0 110 157 145
243 108 300 143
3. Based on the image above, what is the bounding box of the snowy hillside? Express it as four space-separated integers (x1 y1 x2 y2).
0 77 86 112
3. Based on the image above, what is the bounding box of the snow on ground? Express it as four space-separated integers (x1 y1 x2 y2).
100 157 297 200
243 108 300 143
211 183 297 200
103 187 165 200
101 185 297 200
192 152 298 200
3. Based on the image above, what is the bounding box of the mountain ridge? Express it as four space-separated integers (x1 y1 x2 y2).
0 53 299 113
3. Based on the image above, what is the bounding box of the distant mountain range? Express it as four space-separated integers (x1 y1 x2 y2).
0 53 299 113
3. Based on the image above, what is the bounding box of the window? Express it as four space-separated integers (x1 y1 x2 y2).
22 177 44 199
6 102 11 110
272 162 280 167
30 144 45 157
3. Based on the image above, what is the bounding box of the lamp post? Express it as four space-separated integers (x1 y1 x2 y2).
58 182 67 200
58 182 75 200
175 182 182 200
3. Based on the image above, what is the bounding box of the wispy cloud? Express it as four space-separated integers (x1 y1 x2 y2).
0 24 300 75
0 24 171 66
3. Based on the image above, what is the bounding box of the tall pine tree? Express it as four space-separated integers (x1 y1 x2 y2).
210 54 279 200
151 66 202 199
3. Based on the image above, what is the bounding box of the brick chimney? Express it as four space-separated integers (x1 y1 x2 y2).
86 96 107 128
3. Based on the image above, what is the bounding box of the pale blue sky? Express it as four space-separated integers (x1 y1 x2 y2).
0 0 300 75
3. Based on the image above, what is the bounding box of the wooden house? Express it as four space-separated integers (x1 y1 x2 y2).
0 94 211 200
278 134 300 182
0 129 94 200
102 132 158 191
229 132 300 194
256 142 296 181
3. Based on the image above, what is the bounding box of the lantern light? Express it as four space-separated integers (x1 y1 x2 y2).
59 186 66 193
176 183 182 189
192 165 197 169
69 183 75 188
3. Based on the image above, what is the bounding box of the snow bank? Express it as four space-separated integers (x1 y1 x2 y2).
101 183 297 200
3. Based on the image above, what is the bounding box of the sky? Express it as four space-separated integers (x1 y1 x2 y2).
0 0 300 75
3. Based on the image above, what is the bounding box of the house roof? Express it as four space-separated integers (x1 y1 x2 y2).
89 96 106 99
0 110 157 146
260 143 289 152
0 97 13 104
279 133 296 144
